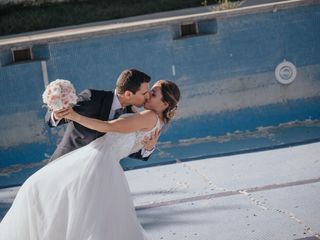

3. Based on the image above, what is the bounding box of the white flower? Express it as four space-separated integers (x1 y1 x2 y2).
42 79 78 111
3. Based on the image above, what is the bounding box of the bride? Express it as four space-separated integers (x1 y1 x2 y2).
0 80 180 240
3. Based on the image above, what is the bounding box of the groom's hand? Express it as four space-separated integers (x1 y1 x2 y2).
142 129 161 151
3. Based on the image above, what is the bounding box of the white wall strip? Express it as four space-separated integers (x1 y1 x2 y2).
172 65 176 77
41 60 49 87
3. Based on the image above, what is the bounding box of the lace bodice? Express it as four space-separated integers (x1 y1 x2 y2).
96 114 162 160
130 116 162 154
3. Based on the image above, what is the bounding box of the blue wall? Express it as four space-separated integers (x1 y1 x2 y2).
0 3 320 187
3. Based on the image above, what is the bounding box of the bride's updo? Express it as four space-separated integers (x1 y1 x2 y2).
158 80 180 124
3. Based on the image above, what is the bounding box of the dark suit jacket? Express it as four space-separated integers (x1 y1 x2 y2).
45 89 149 162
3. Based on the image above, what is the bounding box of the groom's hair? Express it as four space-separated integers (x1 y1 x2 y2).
116 69 151 94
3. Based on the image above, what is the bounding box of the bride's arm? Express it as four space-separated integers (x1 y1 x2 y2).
65 108 157 133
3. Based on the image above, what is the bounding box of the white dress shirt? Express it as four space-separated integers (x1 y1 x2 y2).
108 90 122 119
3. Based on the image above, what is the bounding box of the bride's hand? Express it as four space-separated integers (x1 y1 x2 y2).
64 107 78 121
53 108 70 121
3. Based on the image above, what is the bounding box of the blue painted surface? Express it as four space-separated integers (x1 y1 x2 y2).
0 3 320 187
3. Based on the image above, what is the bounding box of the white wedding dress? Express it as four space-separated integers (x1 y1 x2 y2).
0 116 161 240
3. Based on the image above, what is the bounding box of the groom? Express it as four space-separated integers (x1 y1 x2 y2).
45 68 159 162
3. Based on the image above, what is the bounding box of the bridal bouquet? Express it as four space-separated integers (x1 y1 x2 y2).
42 79 78 111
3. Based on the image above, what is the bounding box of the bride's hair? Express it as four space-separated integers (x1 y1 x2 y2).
158 80 180 124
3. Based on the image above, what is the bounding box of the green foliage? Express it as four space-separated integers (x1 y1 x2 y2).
0 0 221 36
212 0 241 10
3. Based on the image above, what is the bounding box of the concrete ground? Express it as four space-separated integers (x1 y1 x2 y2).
129 141 320 240
1 141 319 239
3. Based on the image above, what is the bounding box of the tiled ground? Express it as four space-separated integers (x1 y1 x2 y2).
1 143 319 239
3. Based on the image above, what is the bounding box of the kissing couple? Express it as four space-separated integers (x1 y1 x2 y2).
0 69 180 240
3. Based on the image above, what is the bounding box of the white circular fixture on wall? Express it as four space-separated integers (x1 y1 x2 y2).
275 60 297 85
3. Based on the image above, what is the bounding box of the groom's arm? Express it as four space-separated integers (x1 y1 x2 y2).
129 148 154 161
45 110 68 127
